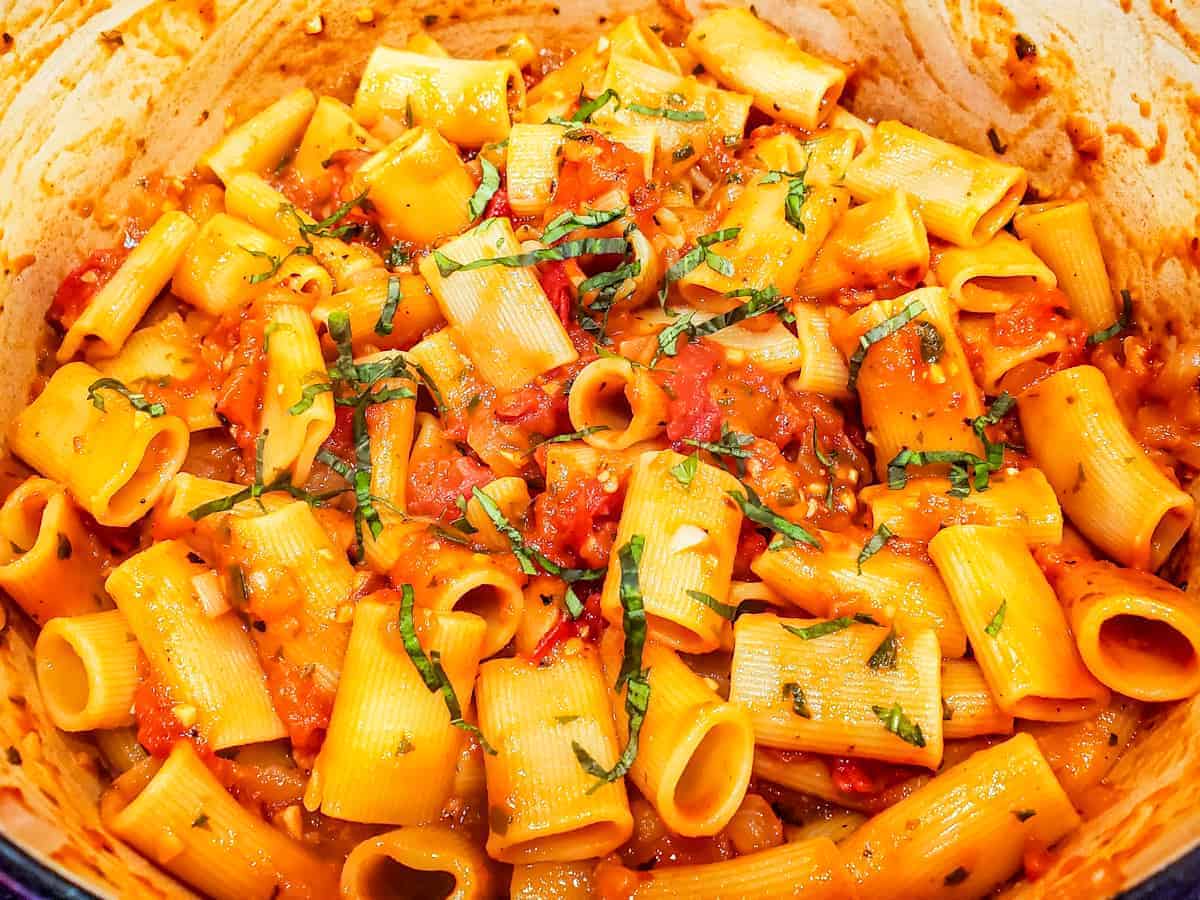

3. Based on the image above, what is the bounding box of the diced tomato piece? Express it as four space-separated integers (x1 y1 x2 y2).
663 341 723 444
263 659 335 755
528 476 624 570
828 756 920 795
550 131 647 213
493 386 569 441
133 671 207 759
483 187 512 220
47 248 128 331
537 260 574 326
528 589 605 664
733 522 768 579
407 453 495 521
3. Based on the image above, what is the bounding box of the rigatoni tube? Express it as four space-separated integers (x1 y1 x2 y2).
928 524 1110 721
1018 365 1193 569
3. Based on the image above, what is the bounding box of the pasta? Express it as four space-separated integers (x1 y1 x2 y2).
840 733 1079 898
688 8 846 129
929 524 1110 721
8 362 190 527
11 11 1199 897
845 120 1028 246
1019 365 1194 569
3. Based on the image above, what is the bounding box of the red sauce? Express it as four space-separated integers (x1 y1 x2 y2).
46 247 128 332
662 340 724 444
262 658 335 756
407 451 495 522
528 475 624 570
132 669 207 759
549 130 648 216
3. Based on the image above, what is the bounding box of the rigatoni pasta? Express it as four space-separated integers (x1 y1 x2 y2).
929 524 1110 721
10 10 1198 897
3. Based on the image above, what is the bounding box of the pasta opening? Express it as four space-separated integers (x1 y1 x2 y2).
1150 503 1193 569
108 428 186 523
454 584 507 625
501 821 626 862
971 177 1027 245
1098 614 1198 682
359 856 457 900
591 380 636 434
37 631 90 717
646 613 713 654
672 720 747 821
4 492 50 557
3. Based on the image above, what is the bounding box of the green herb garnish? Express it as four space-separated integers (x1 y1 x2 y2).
1087 289 1133 345
857 524 894 574
846 297 927 392
873 702 926 747
86 378 165 417
398 585 496 753
434 236 628 276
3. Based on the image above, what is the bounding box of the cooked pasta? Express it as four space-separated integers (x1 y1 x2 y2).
10 10 1198 897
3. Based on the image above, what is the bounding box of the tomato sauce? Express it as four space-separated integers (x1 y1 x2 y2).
47 247 129 332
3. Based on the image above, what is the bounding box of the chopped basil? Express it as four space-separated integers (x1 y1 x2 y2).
944 867 970 887
682 424 754 474
191 813 210 829
782 682 812 718
563 584 585 619
572 675 649 791
857 524 894 574
913 321 944 364
656 286 786 356
781 615 874 641
398 585 496 753
86 378 165 417
56 533 72 560
448 495 477 534
687 589 772 622
471 487 606 587
670 452 700 486
887 448 996 496
541 207 627 245
572 88 619 122
434 236 629 277
867 627 898 670
1014 808 1037 822
654 311 697 359
576 258 641 341
240 244 312 284
873 702 926 747
984 599 1007 636
760 168 810 231
533 425 610 448
1087 289 1133 345
728 486 822 549
375 275 403 336
573 536 650 790
291 191 369 241
812 418 838 509
468 158 501 220
472 487 537 576
942 698 955 721
613 536 647 691
287 381 334 415
625 101 705 122
987 127 1008 155
658 227 742 307
846 297 927 392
